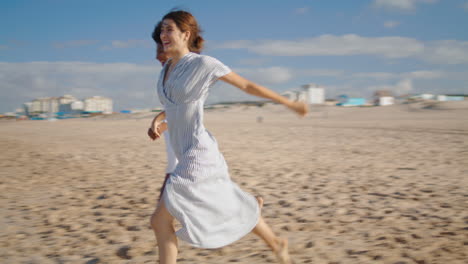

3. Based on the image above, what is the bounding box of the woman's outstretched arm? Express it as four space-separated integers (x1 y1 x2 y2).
220 72 308 116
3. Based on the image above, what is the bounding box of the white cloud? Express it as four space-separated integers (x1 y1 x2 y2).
215 40 252 50
234 66 293 84
352 70 445 80
101 39 151 50
384 21 400 28
464 1 468 11
404 70 444 79
217 34 424 58
352 72 397 80
237 57 271 66
369 79 414 95
294 7 310 14
373 0 438 11
0 61 162 112
216 35 468 65
297 69 344 77
422 40 468 64
53 40 99 49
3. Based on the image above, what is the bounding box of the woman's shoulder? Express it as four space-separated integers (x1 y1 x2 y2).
192 53 224 66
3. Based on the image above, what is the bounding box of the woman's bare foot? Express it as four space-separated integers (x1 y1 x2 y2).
275 238 292 264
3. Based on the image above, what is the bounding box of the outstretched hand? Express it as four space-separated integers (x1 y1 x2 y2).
288 101 308 117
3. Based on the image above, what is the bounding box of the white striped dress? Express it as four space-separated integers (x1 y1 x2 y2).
163 130 178 173
157 52 260 248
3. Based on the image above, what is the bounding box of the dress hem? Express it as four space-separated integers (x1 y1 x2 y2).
163 181 261 249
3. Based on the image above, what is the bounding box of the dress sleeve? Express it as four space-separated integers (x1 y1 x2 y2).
201 56 231 86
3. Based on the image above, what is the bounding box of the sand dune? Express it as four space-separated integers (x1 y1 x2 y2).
1 104 467 263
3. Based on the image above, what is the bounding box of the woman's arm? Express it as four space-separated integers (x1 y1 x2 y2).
219 72 308 116
151 111 166 127
148 111 167 141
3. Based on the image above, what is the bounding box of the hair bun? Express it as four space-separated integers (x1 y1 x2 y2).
191 35 204 54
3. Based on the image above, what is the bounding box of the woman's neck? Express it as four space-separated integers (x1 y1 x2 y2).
169 48 190 65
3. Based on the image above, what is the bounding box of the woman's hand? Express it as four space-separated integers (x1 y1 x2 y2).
148 120 168 141
288 101 308 117
148 122 167 140
148 111 167 141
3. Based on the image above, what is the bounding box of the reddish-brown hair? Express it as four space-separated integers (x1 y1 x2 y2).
161 10 204 54
152 21 162 44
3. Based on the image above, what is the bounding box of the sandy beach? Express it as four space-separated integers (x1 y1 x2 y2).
1 102 467 264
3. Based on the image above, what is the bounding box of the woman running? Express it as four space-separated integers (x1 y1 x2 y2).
149 10 308 264
148 28 178 201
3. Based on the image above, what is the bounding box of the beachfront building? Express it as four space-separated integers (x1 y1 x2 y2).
436 95 465 101
28 97 60 113
58 94 77 105
374 90 395 106
84 96 113 114
59 100 84 113
281 90 307 102
337 95 367 106
23 94 114 118
281 91 299 101
302 83 325 105
281 83 326 105
411 93 435 100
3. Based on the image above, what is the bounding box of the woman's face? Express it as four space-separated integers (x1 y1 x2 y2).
160 18 189 55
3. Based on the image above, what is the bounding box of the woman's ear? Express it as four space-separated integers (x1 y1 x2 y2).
184 31 191 42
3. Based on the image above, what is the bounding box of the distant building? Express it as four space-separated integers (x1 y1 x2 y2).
302 83 325 104
23 102 32 116
436 95 465 101
282 83 326 105
281 91 299 101
59 100 84 113
29 97 59 113
30 98 42 113
324 99 338 106
379 97 395 106
337 95 367 106
412 93 435 100
58 94 77 105
84 96 113 114
374 90 395 106
281 90 306 102
23 94 113 118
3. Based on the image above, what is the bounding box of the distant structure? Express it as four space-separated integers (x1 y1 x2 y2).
27 97 59 113
374 90 395 106
282 83 326 105
84 96 113 114
337 95 367 106
58 94 77 105
410 93 435 100
59 100 84 113
302 83 325 105
436 95 465 101
281 91 299 101
22 95 113 119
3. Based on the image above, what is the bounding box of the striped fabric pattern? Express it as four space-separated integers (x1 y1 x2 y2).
163 130 178 173
157 52 260 248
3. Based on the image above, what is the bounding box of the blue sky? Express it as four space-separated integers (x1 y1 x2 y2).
1 0 468 112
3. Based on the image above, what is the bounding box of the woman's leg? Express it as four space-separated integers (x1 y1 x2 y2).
252 197 292 264
150 198 178 264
